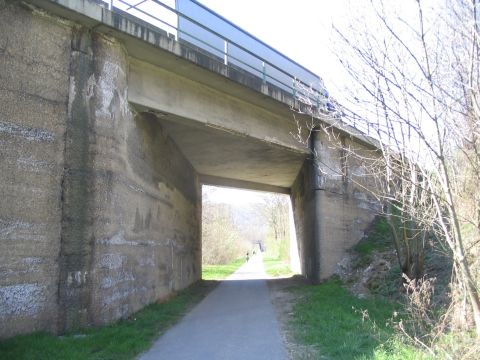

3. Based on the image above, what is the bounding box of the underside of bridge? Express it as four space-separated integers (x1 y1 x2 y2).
128 58 308 194
0 0 381 338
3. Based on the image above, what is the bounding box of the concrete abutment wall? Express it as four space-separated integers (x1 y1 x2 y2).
291 130 382 281
0 1 200 337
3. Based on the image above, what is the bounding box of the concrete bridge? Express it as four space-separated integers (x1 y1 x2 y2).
0 0 381 337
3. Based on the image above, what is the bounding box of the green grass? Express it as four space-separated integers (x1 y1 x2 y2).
263 257 294 277
0 281 212 360
291 279 431 360
353 216 393 269
202 258 244 280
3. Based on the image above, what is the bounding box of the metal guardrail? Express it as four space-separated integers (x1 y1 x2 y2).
101 0 383 141
101 1 331 108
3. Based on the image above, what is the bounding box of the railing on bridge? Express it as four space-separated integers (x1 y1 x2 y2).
101 1 330 107
100 0 383 140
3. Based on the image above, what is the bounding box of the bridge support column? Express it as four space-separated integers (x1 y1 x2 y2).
291 128 342 282
292 127 382 281
310 129 325 283
290 136 321 282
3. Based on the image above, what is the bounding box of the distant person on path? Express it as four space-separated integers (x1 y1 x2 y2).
246 252 250 262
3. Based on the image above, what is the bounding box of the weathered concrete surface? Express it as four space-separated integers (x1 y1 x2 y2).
0 0 71 337
88 102 201 327
27 0 311 192
27 0 312 122
129 59 308 189
291 130 382 281
128 59 305 153
291 159 317 280
0 0 201 337
58 30 201 330
57 25 96 333
315 132 382 280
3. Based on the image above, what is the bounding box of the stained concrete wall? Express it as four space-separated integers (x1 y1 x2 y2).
290 160 316 280
0 1 200 337
291 130 382 281
59 27 201 331
88 105 201 328
0 0 71 337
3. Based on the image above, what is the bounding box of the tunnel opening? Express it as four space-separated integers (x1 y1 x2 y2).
201 185 300 281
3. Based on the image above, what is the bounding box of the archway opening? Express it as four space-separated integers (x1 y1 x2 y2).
201 185 300 280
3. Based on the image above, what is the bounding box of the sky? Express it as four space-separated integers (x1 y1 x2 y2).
197 0 351 93
203 185 269 205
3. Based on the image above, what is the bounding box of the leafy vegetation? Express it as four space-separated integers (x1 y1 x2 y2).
353 216 393 268
0 281 212 360
329 0 480 336
201 258 244 280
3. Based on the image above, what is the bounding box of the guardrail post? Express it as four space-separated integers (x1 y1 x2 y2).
224 40 228 65
262 61 266 83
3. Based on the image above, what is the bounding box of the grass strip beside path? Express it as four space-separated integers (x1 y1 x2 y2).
291 279 431 360
0 281 213 360
263 257 294 278
202 258 245 280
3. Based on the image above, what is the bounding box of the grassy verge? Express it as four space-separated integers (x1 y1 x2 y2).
291 279 431 360
202 258 244 280
0 281 213 360
263 257 294 278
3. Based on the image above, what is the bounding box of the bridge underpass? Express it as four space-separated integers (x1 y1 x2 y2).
0 0 381 338
129 60 308 194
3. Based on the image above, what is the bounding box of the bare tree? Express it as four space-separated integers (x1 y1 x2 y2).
202 189 249 264
291 0 480 335
325 0 480 335
255 194 290 259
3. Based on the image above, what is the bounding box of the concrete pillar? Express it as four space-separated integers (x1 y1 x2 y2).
57 28 95 332
310 129 382 281
290 148 318 282
310 129 325 283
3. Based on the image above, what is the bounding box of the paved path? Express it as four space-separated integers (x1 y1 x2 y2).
139 254 287 360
